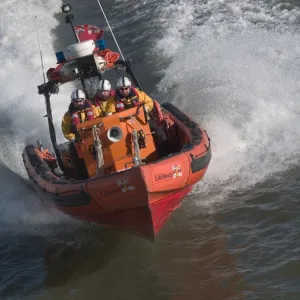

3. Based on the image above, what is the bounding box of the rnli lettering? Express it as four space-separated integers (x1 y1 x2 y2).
154 172 173 181
154 164 183 183
100 186 122 197
100 180 135 197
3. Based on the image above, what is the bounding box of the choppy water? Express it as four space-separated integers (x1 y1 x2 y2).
1 0 300 299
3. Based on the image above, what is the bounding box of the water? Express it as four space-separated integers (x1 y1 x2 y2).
1 0 300 299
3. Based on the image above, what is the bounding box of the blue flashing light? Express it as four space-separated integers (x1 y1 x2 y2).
96 39 107 50
55 51 66 63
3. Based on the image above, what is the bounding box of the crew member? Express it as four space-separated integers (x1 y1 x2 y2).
61 88 99 141
92 79 116 116
114 76 153 113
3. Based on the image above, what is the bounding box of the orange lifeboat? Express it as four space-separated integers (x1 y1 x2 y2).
23 4 212 239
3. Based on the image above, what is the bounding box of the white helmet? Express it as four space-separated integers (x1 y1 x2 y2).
116 76 132 88
99 79 111 91
71 89 86 102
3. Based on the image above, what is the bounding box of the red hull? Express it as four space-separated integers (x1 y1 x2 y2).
55 185 194 239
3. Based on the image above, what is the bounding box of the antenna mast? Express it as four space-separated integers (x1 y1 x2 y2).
61 2 79 42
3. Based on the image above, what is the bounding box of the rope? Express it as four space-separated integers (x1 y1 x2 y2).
92 125 104 175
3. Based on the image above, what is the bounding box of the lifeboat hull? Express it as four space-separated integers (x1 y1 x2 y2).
23 103 211 239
